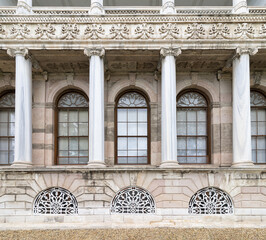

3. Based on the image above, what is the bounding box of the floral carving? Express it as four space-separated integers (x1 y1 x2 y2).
35 24 56 39
259 24 266 37
185 23 205 39
58 92 88 107
234 23 255 39
177 92 207 107
134 23 154 39
209 23 230 39
0 93 15 108
10 24 30 39
84 24 105 40
159 23 179 39
109 24 129 39
60 24 80 40
0 24 5 37
117 92 147 107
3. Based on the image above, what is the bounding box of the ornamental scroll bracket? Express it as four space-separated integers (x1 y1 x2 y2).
7 47 29 58
160 47 182 58
84 48 105 58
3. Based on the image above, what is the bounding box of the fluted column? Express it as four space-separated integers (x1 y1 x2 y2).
233 0 248 14
161 0 175 14
84 48 106 167
232 48 257 167
7 48 32 166
160 48 181 167
90 0 105 14
17 0 32 14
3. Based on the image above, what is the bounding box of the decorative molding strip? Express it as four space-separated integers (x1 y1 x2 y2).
105 9 160 15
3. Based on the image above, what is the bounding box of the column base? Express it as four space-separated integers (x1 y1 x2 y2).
160 161 179 168
231 161 254 168
87 161 106 168
12 161 32 167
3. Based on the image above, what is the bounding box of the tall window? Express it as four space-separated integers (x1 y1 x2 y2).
0 92 15 165
116 91 149 164
176 91 209 164
56 91 88 165
251 91 266 164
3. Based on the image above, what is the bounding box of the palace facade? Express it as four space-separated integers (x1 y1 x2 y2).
0 0 265 229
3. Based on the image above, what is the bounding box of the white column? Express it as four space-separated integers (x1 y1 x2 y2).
17 0 32 14
160 48 181 167
84 48 106 167
232 48 257 167
161 0 175 14
7 48 32 166
90 0 105 14
232 0 248 14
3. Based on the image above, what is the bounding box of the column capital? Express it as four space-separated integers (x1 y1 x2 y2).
84 48 105 58
160 48 182 58
7 48 29 58
161 0 175 14
236 47 258 57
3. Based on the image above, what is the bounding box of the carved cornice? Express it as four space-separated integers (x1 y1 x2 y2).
84 48 105 57
7 47 29 58
160 48 182 57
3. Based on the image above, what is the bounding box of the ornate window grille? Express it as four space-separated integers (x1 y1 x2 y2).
110 186 156 214
33 187 78 215
176 91 209 164
116 91 150 164
0 92 15 165
56 91 89 165
250 91 266 163
188 187 233 215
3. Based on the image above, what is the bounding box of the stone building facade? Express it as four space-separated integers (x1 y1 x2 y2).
0 0 266 228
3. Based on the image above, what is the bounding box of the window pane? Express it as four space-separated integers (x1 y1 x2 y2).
118 151 127 156
197 122 206 135
252 137 256 149
118 109 127 122
118 138 127 150
138 157 147 164
69 151 78 157
138 138 147 150
197 137 207 150
9 123 15 136
187 111 196 121
138 123 147 135
177 122 186 135
178 157 187 163
9 111 15 122
197 110 206 121
79 137 88 151
69 123 78 136
0 138 8 150
128 138 137 150
138 150 147 157
128 109 137 122
138 109 147 122
252 150 256 163
128 157 138 164
118 123 127 136
59 138 68 150
9 138 14 151
251 110 257 121
197 150 206 156
69 158 79 164
59 111 68 122
177 150 187 156
0 123 8 136
69 111 78 122
79 123 88 136
251 122 257 135
59 123 68 136
58 158 69 164
258 110 265 121
117 157 127 164
257 137 265 149
197 157 207 164
128 151 138 156
69 137 78 150
79 111 88 122
9 151 14 164
257 150 266 163
79 151 88 157
187 123 196 135
177 110 186 121
79 158 88 164
0 112 8 122
59 151 68 156
258 122 265 135
187 137 196 150
177 137 186 150
128 123 137 135
0 151 8 164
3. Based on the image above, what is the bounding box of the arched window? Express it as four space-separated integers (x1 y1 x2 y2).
115 91 150 165
188 187 233 215
110 186 155 214
251 91 266 163
56 91 88 165
0 92 15 165
33 187 78 215
176 91 209 164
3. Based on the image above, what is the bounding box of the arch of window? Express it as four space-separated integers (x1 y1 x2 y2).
110 186 156 214
33 187 78 215
56 91 89 165
115 91 150 165
251 91 266 163
188 187 233 215
0 92 15 165
176 90 209 164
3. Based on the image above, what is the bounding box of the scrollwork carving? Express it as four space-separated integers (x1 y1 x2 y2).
234 23 255 39
35 24 56 39
185 23 206 39
160 48 182 58
84 48 105 57
209 23 230 39
7 48 29 58
84 24 105 40
159 23 179 39
134 23 154 39
109 24 129 39
60 24 80 40
10 24 30 39
236 47 258 56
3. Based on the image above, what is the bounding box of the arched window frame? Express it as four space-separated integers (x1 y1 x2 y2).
115 90 151 165
0 90 15 165
55 90 89 165
176 89 211 164
250 89 266 164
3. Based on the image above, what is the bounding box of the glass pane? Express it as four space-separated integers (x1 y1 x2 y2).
9 138 14 151
79 138 88 151
128 123 137 135
258 110 266 121
187 157 197 163
117 157 127 164
138 123 147 136
128 157 138 164
197 150 206 156
197 137 206 150
128 109 137 122
138 150 147 157
187 150 197 156
197 157 207 164
138 138 147 150
118 123 127 136
69 158 79 164
0 151 8 164
177 150 187 156
59 151 68 156
59 123 68 136
9 111 15 122
252 150 256 163
58 158 69 164
0 112 8 122
197 122 206 135
9 123 15 136
187 111 196 121
187 137 196 150
0 123 8 136
79 158 88 164
59 111 68 122
187 123 196 135
177 137 186 150
257 150 266 163
177 110 186 122
258 122 265 135
128 138 137 150
79 111 88 122
128 151 138 156
178 157 187 163
69 137 78 150
79 151 88 157
177 122 186 135
9 151 14 164
59 138 68 150
0 138 8 150
79 123 88 136
251 110 257 121
138 157 147 164
118 138 127 150
118 109 127 122
197 110 206 121
69 151 78 157
257 137 265 150
69 123 78 136
118 151 127 156
138 109 147 122
251 122 257 135
69 111 78 122
252 137 256 149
